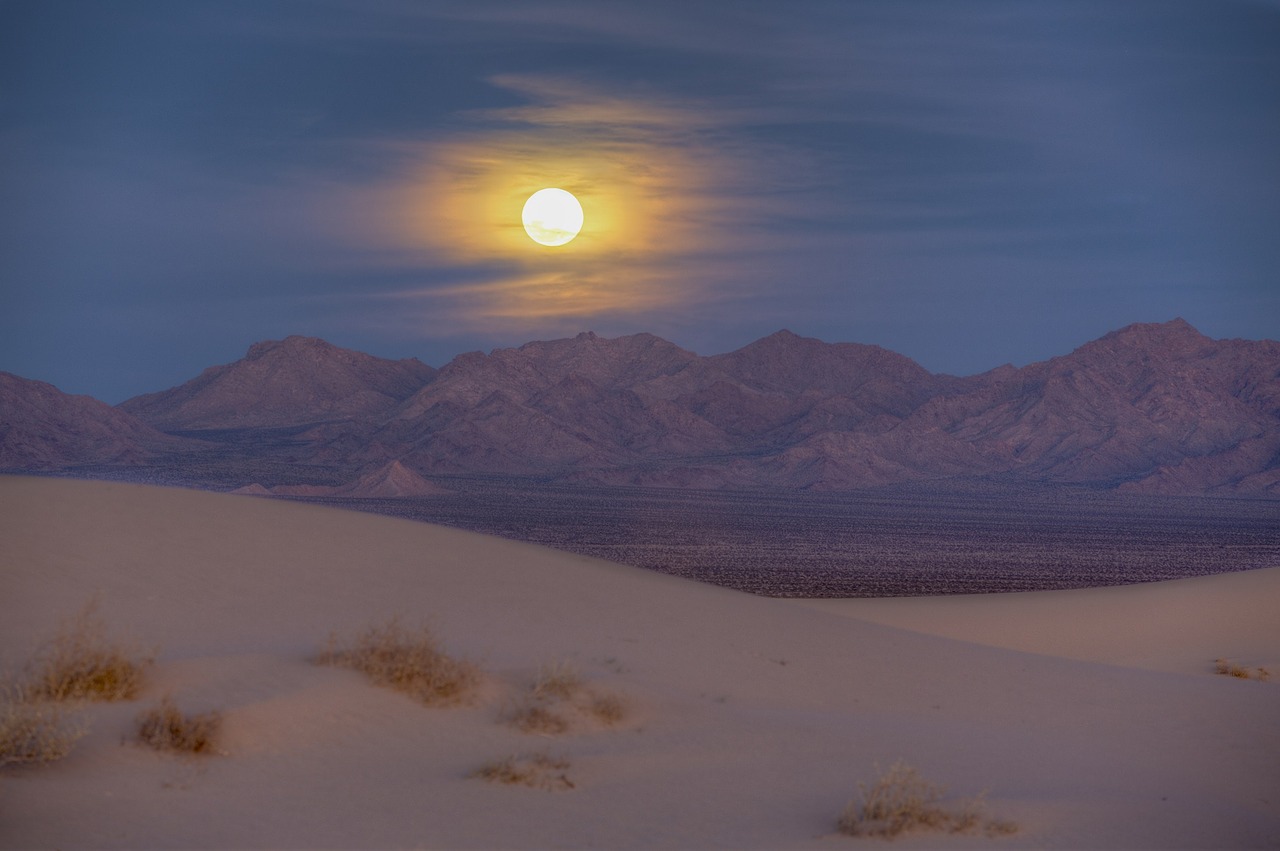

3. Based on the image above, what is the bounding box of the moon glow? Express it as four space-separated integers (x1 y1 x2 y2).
522 188 584 246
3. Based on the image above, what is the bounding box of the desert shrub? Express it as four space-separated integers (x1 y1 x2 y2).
504 661 628 734
503 700 570 735
472 752 575 790
587 692 627 726
0 686 88 767
1214 659 1271 681
25 600 151 702
316 618 480 706
838 761 1017 840
531 662 582 702
136 696 222 755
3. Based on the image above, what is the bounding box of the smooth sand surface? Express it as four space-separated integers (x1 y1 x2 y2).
794 569 1280 676
2 476 1277 849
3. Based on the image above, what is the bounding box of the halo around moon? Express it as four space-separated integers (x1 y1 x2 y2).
522 188 584 246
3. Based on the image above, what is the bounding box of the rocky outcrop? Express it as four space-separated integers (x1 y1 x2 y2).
331 460 449 498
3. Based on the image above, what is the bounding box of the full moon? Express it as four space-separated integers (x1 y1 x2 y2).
522 188 584 247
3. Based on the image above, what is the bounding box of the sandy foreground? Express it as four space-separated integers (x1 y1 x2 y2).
1 476 1277 850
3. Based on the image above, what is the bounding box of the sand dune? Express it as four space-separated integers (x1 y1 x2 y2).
2 476 1277 849
796 569 1280 676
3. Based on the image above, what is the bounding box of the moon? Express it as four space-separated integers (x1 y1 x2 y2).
522 188 584 246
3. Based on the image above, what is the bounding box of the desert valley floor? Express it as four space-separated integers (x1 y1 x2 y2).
305 478 1280 596
2 475 1278 849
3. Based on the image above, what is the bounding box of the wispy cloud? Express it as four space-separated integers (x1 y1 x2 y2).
6 1 1275 399
337 72 803 332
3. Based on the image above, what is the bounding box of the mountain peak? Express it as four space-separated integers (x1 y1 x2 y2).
757 329 809 345
245 335 336 360
704 329 937 402
518 330 666 353
1099 318 1207 345
508 331 698 385
333 460 448 497
1061 318 1213 364
121 337 435 430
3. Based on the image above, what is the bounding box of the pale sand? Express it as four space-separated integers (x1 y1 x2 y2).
1 475 1277 849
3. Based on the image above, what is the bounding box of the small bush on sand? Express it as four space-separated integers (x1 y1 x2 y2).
26 600 150 702
504 661 629 734
316 618 480 706
531 662 583 702
0 686 88 767
504 700 571 735
587 692 628 726
472 752 575 790
1214 659 1271 681
136 696 222 755
838 761 1017 840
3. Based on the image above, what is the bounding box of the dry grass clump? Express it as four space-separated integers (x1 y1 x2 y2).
25 601 151 702
316 617 480 706
531 662 583 702
588 692 627 726
136 696 223 755
0 686 88 768
505 700 571 735
472 752 575 791
1214 659 1271 681
504 661 629 734
838 761 1017 840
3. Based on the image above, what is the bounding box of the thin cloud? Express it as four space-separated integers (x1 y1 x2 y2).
333 71 804 332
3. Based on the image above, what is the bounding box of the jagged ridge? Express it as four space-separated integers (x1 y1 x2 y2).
5 320 1278 494
119 335 435 429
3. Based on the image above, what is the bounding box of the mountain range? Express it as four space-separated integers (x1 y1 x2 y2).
3 319 1278 496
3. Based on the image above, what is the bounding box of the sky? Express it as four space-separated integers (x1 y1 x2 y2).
2 0 1279 403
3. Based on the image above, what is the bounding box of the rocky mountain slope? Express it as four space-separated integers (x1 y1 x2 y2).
118 335 434 429
4 320 1277 494
0 372 199 469
906 319 1280 491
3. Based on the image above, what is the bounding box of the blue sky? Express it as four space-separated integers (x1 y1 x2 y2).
3 1 1278 402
